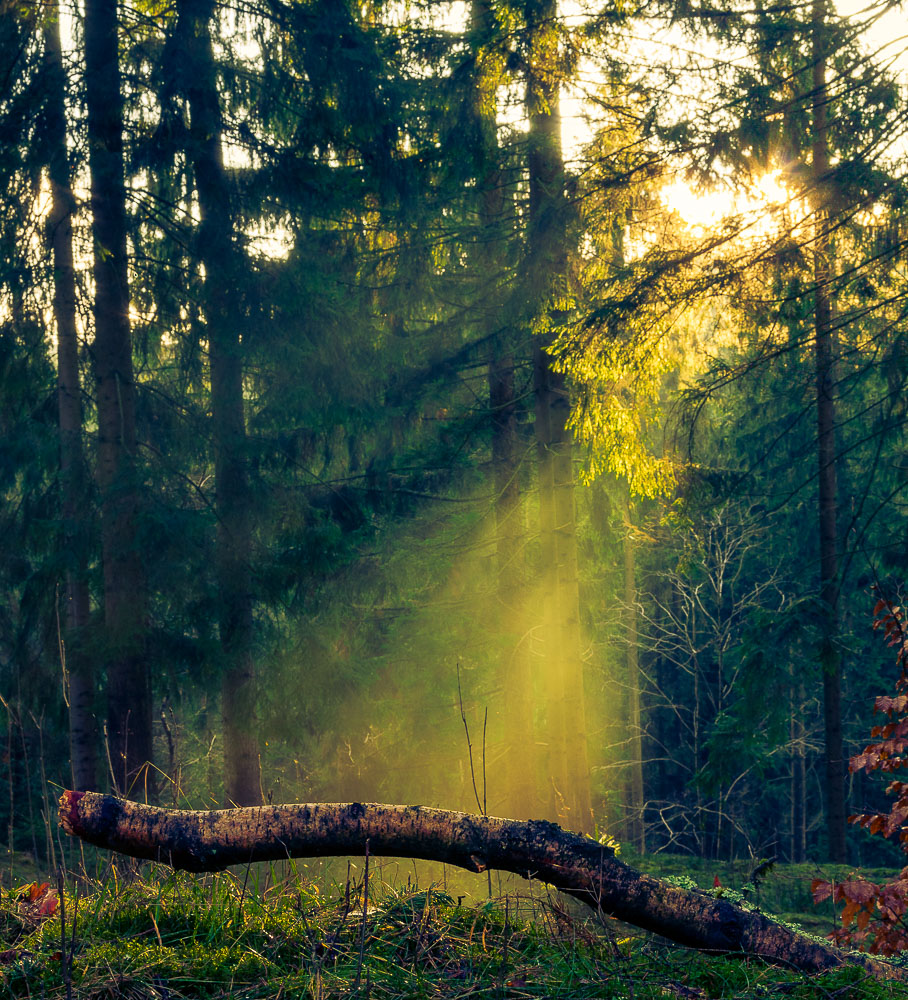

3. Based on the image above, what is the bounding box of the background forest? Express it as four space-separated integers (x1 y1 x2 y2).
1 0 907 878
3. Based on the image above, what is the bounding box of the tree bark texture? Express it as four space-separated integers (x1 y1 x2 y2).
175 0 261 806
811 0 846 864
84 0 152 794
525 0 592 830
45 1 96 792
59 790 905 983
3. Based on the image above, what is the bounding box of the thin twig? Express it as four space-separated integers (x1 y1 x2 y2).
55 583 69 709
102 723 118 795
32 713 58 870
3 696 14 888
354 838 370 992
69 878 80 977
58 868 72 1000
482 706 488 816
482 706 491 897
456 664 483 815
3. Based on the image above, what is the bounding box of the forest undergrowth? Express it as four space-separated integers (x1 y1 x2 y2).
1 855 905 1000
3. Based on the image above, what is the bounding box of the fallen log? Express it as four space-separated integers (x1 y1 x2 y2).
59 791 905 982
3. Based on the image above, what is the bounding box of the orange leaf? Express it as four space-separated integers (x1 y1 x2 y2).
27 882 49 902
841 900 860 927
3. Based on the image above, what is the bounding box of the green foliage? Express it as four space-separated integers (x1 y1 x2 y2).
1 0 908 887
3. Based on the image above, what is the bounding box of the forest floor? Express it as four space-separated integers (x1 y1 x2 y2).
1 851 906 999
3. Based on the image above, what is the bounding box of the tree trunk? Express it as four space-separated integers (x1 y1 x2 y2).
175 0 261 806
83 0 152 796
525 0 592 831
790 678 807 863
58 790 906 983
45 1 96 792
623 499 645 853
811 0 846 863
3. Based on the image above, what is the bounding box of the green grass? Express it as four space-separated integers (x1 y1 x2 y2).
1 858 905 999
625 852 903 937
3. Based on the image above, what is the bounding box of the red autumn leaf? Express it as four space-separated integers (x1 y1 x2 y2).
840 880 878 904
876 696 908 715
841 900 860 927
26 882 49 902
812 879 832 903
18 882 58 921
878 893 907 921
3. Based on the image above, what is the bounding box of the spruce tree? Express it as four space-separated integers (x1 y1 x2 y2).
84 0 152 795
42 0 96 792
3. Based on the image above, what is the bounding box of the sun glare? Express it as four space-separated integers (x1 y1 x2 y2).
660 181 729 231
752 170 788 207
660 168 794 239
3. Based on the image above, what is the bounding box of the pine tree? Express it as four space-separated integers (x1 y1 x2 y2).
170 0 262 807
84 0 152 795
42 0 96 791
810 0 846 864
676 0 905 861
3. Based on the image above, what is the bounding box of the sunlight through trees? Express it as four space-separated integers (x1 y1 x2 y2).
1 0 907 882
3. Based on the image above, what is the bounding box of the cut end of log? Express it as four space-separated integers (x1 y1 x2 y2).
59 789 85 836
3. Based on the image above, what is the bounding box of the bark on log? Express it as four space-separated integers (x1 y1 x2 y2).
59 791 904 982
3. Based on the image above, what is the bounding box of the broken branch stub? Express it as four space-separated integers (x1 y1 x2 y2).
59 791 905 983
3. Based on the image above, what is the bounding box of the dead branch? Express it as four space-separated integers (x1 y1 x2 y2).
59 791 905 982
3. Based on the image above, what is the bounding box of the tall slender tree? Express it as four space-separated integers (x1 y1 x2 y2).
172 0 262 806
43 0 96 791
83 0 152 795
810 0 845 862
622 497 645 851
